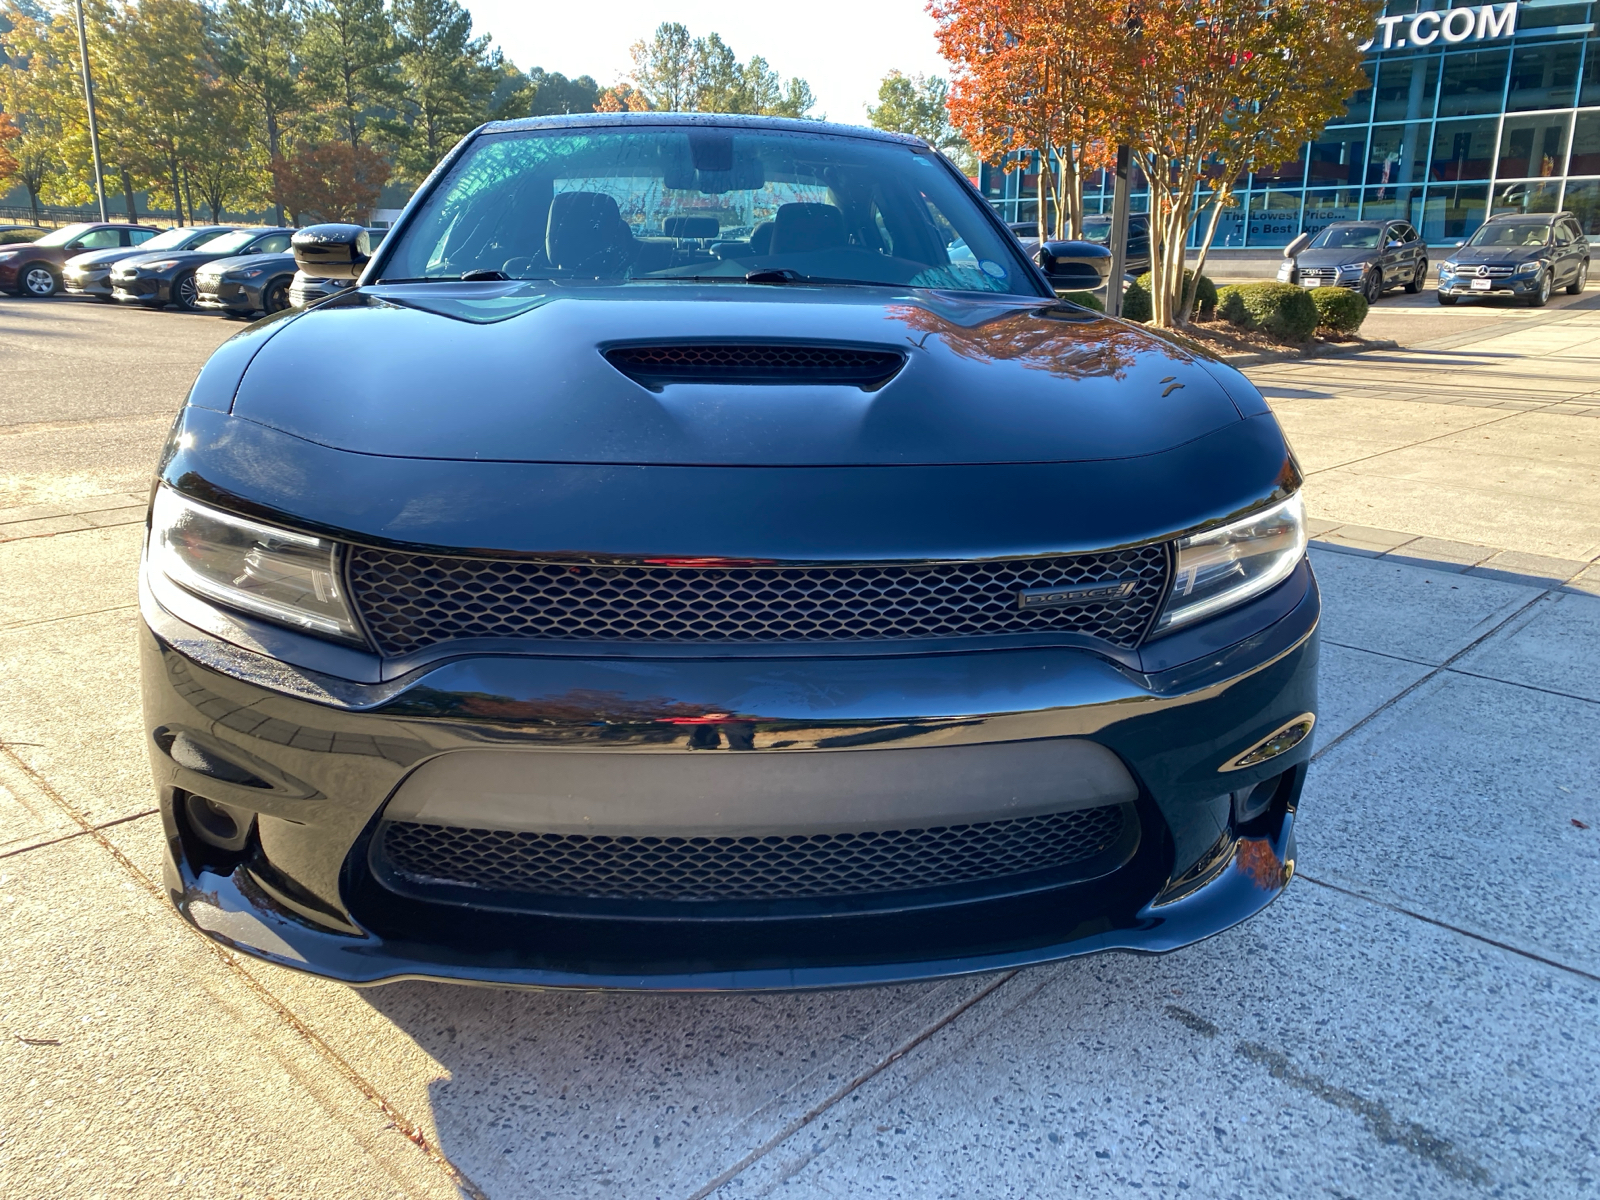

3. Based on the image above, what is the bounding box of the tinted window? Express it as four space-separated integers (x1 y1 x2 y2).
382 126 1041 296
129 228 159 245
73 228 122 250
200 229 268 255
1469 221 1552 247
33 223 94 248
1308 225 1382 250
252 233 293 254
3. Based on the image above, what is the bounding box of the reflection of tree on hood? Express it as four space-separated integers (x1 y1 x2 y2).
888 303 1185 382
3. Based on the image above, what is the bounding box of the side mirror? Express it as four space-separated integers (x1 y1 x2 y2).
292 223 372 281
1454 240 1465 248
1387 239 1404 249
1283 232 1311 258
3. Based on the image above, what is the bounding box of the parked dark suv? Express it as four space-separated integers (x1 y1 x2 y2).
1437 211 1590 307
1279 220 1427 302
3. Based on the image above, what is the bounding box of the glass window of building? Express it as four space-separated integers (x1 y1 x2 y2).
1571 111 1600 176
1506 40 1582 111
1564 180 1600 240
1420 184 1488 243
1303 188 1363 237
1329 62 1376 124
1429 117 1499 181
1437 49 1511 117
1308 126 1368 187
1247 191 1304 245
1582 37 1600 106
1497 113 1572 179
1492 179 1564 215
1373 55 1441 123
1367 123 1431 187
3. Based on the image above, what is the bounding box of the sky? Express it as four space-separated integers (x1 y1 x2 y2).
463 1 953 126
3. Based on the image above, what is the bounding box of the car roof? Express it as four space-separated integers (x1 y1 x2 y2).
481 111 928 149
1485 210 1571 222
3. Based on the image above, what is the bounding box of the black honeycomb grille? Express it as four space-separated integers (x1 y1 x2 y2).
378 805 1128 901
604 343 905 389
346 546 1169 655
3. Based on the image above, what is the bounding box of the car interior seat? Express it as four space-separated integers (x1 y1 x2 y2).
769 203 849 255
546 191 636 275
748 221 774 255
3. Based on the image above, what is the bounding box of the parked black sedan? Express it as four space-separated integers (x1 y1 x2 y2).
112 227 294 311
141 114 1316 990
1278 220 1427 301
1436 211 1590 307
65 225 235 300
196 246 298 316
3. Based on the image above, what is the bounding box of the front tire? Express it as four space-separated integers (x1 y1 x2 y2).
21 263 60 297
261 278 290 315
1437 291 1457 306
1526 271 1551 308
170 271 199 312
1363 269 1382 304
1405 260 1426 294
1568 261 1589 296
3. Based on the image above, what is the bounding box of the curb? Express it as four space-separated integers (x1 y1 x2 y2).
1218 338 1399 368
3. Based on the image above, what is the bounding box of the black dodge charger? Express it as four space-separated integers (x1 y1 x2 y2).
140 114 1318 990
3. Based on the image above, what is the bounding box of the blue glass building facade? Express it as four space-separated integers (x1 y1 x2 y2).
981 0 1600 247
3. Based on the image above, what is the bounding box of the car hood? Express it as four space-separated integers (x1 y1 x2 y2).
198 251 296 277
1295 248 1376 268
66 246 148 269
118 248 236 271
227 282 1251 467
1449 246 1545 266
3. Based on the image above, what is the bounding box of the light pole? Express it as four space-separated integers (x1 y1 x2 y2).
73 0 108 223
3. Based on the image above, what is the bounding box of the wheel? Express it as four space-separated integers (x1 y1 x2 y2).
1568 260 1588 296
170 271 199 311
1525 270 1551 308
21 263 60 297
1437 291 1457 306
1363 269 1382 304
261 278 290 315
1405 259 1426 294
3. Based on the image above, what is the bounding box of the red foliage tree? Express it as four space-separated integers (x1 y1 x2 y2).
270 140 388 225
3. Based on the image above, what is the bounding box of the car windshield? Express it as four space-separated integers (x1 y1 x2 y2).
1308 225 1382 250
135 227 213 251
33 223 95 247
1469 221 1550 247
379 124 1040 295
199 229 267 255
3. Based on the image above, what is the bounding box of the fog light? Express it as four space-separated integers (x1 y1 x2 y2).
1232 777 1278 824
1219 713 1315 773
182 791 254 851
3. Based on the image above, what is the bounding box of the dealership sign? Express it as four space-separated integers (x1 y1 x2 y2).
1359 3 1517 51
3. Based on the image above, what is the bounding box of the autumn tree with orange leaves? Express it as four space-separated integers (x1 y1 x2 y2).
1122 0 1374 326
932 0 1374 327
932 0 1121 243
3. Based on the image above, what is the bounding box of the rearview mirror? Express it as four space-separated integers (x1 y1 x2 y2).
292 223 372 281
1283 232 1311 259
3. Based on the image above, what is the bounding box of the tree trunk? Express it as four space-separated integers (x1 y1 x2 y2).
120 167 137 222
27 185 40 225
1035 148 1048 245
1184 189 1230 324
267 111 284 226
170 158 184 225
182 165 196 226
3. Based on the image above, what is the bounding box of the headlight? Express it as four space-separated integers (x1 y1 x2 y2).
229 267 266 280
1155 493 1306 632
1439 261 1457 274
0 250 18 261
1515 261 1541 276
148 487 363 643
1335 264 1363 279
140 259 181 272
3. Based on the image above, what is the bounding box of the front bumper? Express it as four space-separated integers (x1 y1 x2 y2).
65 269 113 297
141 554 1320 990
112 276 168 305
197 279 258 314
1438 273 1539 298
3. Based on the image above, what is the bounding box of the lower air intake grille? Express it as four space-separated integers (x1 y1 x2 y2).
604 343 905 389
378 805 1129 902
346 545 1170 655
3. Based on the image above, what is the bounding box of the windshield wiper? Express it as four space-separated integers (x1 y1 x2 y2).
745 268 804 283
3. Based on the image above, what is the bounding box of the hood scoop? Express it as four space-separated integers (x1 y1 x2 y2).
604 342 906 392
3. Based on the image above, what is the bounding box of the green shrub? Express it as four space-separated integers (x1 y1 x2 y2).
1120 270 1216 322
1213 281 1318 342
0 228 43 245
1055 289 1104 312
1120 277 1151 322
1311 286 1368 334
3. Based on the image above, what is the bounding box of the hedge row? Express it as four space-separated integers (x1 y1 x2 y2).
1121 270 1217 323
1215 283 1319 341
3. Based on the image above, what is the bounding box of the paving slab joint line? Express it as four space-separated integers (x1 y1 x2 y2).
685 968 1020 1200
1297 873 1600 986
0 805 159 861
0 741 490 1200
1309 587 1552 767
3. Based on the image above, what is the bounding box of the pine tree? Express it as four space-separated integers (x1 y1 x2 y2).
299 0 402 150
386 0 498 182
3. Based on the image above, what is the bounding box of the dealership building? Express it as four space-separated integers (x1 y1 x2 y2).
982 0 1600 247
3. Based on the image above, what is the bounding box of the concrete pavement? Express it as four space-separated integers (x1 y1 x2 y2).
2 294 1597 1198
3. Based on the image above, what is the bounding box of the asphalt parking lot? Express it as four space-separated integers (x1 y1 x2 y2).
2 293 1599 1198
